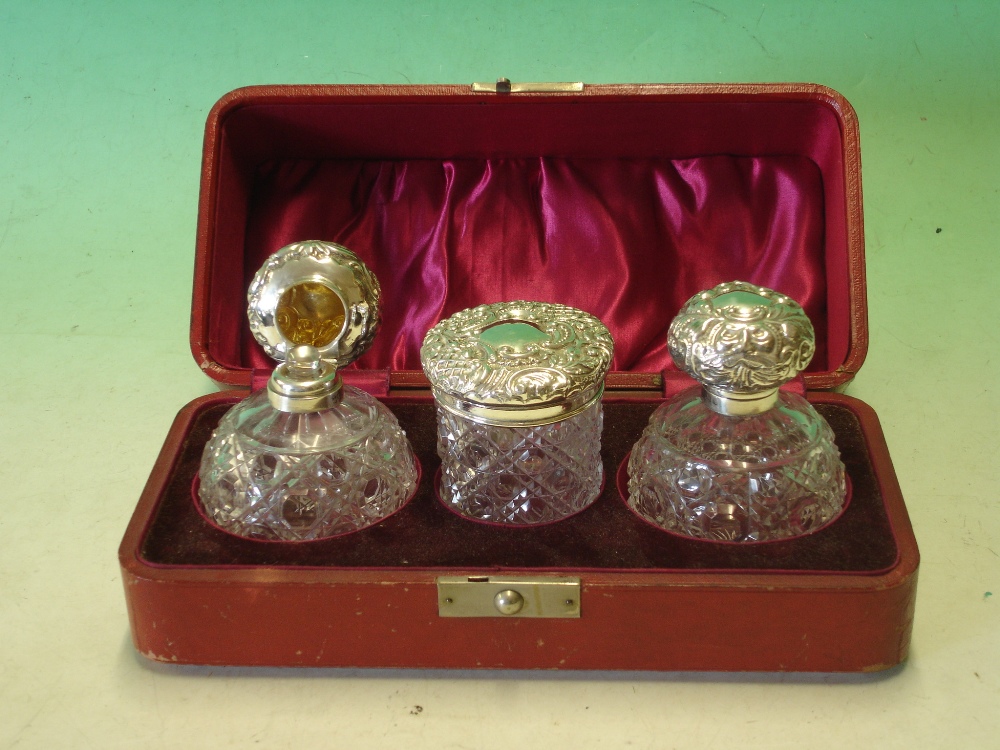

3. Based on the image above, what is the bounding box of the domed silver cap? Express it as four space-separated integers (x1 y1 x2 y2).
420 301 614 427
667 281 815 416
247 240 381 368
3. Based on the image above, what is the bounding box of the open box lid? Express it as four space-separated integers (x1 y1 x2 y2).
190 83 866 393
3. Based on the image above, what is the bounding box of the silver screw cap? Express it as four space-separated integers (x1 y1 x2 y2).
667 281 815 416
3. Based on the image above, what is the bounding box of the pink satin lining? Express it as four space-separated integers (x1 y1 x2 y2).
237 155 827 374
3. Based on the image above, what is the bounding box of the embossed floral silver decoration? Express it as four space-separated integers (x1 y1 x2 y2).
666 281 815 399
421 301 613 425
248 240 381 365
422 301 613 525
198 241 417 541
627 281 846 542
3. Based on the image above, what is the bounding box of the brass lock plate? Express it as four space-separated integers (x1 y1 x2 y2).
436 575 581 618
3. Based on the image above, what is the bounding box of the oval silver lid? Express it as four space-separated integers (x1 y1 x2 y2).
247 240 381 367
667 280 815 415
420 301 614 427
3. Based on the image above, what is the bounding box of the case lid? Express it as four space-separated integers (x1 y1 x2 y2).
190 83 866 394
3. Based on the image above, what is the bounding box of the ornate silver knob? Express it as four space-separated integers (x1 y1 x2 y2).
667 281 815 416
247 240 381 368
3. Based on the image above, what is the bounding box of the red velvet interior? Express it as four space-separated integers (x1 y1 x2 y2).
200 92 854 382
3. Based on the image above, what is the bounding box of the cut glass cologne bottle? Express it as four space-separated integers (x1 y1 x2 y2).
197 241 418 541
627 281 847 542
421 301 614 525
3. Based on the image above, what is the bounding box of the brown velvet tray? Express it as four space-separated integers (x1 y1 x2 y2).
142 399 894 573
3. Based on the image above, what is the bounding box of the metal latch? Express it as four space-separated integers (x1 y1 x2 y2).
471 78 584 94
437 575 581 618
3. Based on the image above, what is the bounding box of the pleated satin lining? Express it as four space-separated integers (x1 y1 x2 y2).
221 154 830 376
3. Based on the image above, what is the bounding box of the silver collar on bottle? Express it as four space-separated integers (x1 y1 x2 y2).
267 345 343 413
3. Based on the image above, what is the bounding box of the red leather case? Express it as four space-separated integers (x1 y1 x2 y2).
120 84 917 671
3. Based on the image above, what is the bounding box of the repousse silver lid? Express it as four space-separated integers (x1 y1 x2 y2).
247 240 380 367
420 301 614 427
667 281 815 416
247 240 380 413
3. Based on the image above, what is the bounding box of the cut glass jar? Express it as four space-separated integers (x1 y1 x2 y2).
421 301 614 525
627 281 847 542
197 241 418 541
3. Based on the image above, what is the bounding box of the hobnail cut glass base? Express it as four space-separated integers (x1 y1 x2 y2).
435 404 603 525
198 387 417 541
627 389 846 542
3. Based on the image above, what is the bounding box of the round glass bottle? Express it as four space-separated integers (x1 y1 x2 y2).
421 301 614 525
197 241 418 541
627 281 846 542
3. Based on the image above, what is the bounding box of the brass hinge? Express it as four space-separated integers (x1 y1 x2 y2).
471 77 584 94
437 575 581 618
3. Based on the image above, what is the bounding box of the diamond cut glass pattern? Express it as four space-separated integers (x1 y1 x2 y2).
199 388 417 541
627 281 847 542
421 300 613 526
436 404 603 524
627 389 846 542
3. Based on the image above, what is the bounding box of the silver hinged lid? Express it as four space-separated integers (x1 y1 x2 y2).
420 300 614 427
247 240 381 368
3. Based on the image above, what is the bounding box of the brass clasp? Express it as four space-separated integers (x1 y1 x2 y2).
437 575 581 618
471 77 584 94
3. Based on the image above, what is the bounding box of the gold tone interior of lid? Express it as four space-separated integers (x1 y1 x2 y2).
275 282 346 348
